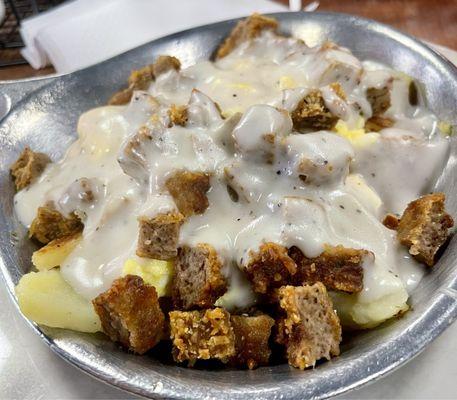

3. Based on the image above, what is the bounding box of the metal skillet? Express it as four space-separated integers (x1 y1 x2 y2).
1 11 457 400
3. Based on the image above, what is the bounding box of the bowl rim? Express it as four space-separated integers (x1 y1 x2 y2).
1 10 457 400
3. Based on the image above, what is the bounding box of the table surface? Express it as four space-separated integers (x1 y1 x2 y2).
2 1 457 399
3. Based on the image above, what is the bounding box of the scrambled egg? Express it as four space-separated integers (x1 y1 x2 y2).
122 258 174 297
334 117 379 147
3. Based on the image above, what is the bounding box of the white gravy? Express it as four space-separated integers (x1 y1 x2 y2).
14 31 450 319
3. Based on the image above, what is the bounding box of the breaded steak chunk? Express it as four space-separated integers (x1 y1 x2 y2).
136 212 184 260
216 13 278 59
245 242 297 294
168 104 188 127
165 170 211 217
29 206 83 245
366 86 391 116
276 284 341 370
229 314 274 369
288 245 369 293
151 55 181 77
172 244 227 310
169 308 235 364
10 147 50 191
397 193 454 266
93 275 165 354
109 55 181 105
291 90 338 131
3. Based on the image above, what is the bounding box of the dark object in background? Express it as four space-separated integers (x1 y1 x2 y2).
0 0 66 67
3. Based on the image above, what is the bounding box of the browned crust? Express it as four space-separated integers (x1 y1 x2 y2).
169 308 235 364
215 14 278 59
165 170 211 217
10 147 50 191
136 212 184 260
29 206 83 245
291 90 338 131
397 193 454 266
172 244 227 310
93 275 164 354
108 55 181 105
329 82 346 100
365 115 394 132
245 242 297 295
288 245 368 293
168 104 188 127
383 213 400 230
152 55 181 77
366 86 391 116
276 284 342 370
229 314 274 369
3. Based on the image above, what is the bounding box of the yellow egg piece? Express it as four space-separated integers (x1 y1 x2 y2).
122 258 174 297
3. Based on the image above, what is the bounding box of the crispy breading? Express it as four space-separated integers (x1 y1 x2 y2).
29 206 83 245
365 115 394 132
216 13 278 59
172 244 227 310
93 275 165 354
165 170 211 217
367 86 391 116
397 193 454 266
108 55 181 105
329 82 346 100
276 284 342 370
169 308 235 364
291 90 338 131
168 104 188 127
136 212 184 260
151 55 181 77
229 314 274 369
383 213 400 230
288 245 368 293
245 243 297 294
10 147 50 191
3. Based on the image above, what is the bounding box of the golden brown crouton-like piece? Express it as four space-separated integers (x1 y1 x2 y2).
29 206 83 245
245 243 297 294
10 147 50 191
165 170 210 217
229 314 274 369
365 115 394 132
172 244 227 310
288 245 369 293
169 308 235 364
397 193 454 266
383 213 400 230
93 275 165 354
291 90 338 131
151 55 181 77
168 104 188 127
136 212 184 260
108 55 181 105
276 284 342 370
216 13 278 59
367 86 391 116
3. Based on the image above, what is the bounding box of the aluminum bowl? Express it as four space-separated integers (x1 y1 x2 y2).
1 12 457 400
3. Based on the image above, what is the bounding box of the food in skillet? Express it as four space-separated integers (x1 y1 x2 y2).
11 14 454 370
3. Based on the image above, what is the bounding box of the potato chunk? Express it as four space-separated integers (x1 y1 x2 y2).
16 270 101 333
32 232 82 271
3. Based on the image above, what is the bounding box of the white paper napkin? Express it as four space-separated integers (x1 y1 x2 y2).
20 0 287 73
